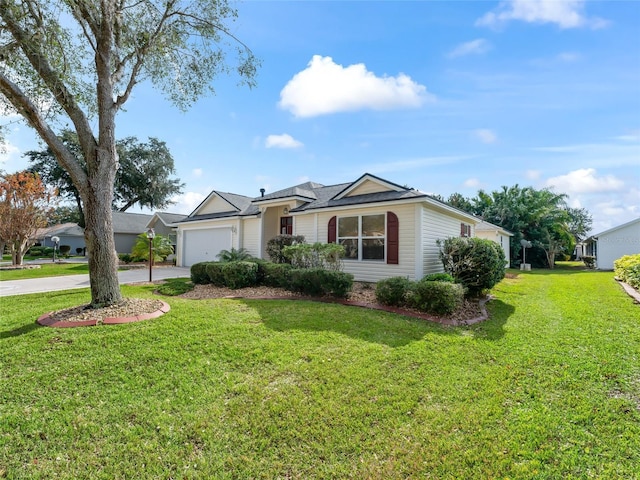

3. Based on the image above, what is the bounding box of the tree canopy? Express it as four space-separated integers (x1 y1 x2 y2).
443 186 593 268
0 0 258 307
27 130 185 226
0 170 54 265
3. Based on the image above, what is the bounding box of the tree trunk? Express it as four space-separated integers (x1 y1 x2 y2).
83 185 122 307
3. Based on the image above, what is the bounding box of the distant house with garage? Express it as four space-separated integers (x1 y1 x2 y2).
584 217 640 270
173 173 496 282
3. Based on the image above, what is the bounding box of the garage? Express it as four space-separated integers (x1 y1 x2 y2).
182 228 232 267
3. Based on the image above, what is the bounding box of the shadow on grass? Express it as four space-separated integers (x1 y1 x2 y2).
247 299 458 348
471 299 514 341
0 321 40 339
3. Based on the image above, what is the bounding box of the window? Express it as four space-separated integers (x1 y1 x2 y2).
337 214 385 260
280 217 293 235
460 223 471 237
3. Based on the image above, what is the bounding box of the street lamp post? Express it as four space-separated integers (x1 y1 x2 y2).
146 228 155 282
51 236 60 263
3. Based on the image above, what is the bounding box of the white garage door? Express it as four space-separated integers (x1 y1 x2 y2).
183 228 232 267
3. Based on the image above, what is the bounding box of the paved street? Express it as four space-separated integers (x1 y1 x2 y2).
0 266 191 297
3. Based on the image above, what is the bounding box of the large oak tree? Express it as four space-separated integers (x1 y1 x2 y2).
0 0 257 307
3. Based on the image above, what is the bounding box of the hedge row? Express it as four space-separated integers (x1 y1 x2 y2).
190 260 353 298
375 275 464 316
614 254 640 290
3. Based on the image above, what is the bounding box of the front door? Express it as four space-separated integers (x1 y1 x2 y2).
280 217 293 235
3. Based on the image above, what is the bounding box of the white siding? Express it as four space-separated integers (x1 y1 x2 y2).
242 218 261 258
198 195 237 215
346 180 394 197
314 204 416 283
596 220 640 270
294 214 317 243
476 231 511 268
422 208 468 275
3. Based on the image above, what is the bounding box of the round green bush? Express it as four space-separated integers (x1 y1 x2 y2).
221 261 259 289
190 262 213 284
408 280 464 316
421 272 455 283
439 237 506 297
375 276 411 306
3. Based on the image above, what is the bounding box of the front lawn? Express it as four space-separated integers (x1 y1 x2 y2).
0 267 638 478
0 262 90 281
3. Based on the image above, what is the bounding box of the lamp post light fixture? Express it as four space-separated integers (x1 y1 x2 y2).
51 236 60 263
146 228 155 282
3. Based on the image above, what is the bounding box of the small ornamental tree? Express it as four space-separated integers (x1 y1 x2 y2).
131 233 174 263
439 237 506 297
0 171 55 265
266 234 305 264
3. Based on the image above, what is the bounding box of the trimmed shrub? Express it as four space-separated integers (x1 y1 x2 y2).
422 272 455 283
614 254 640 289
283 242 345 271
259 262 294 288
191 262 213 284
439 237 506 297
118 253 133 264
76 247 84 255
59 245 71 256
266 234 305 264
205 262 226 286
288 268 353 298
222 261 259 289
408 280 464 316
375 277 412 306
582 255 596 269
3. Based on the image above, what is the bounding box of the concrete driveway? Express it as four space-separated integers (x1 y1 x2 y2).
0 266 191 297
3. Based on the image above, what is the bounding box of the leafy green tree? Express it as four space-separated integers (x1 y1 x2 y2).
131 233 173 263
27 130 184 226
46 205 82 226
0 0 258 307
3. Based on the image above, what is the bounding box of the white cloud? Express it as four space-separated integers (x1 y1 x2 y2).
192 168 203 178
0 140 20 165
279 55 433 118
614 130 640 142
473 128 497 144
448 39 492 58
477 0 609 29
545 168 624 195
464 178 481 188
169 191 206 214
526 170 542 181
265 133 303 149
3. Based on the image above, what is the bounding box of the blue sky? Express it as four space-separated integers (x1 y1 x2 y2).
1 0 639 235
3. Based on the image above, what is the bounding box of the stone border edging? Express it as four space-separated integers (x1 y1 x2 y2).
218 294 491 327
36 300 171 328
616 279 640 304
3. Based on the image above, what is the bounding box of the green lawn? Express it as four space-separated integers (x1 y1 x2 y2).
0 267 638 478
0 262 90 281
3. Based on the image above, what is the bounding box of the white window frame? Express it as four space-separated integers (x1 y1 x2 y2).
337 213 386 262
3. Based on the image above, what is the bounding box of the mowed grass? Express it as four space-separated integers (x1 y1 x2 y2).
0 263 90 281
0 267 638 479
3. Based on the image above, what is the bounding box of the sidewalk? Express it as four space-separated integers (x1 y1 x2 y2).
0 266 191 297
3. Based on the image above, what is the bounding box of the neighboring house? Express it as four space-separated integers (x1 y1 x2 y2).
35 223 86 253
474 220 513 268
173 173 486 282
112 211 153 253
584 217 640 270
34 211 154 255
146 212 187 249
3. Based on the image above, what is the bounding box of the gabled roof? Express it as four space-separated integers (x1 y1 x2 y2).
475 220 514 236
253 181 323 203
332 173 408 200
150 212 187 226
112 211 153 234
35 223 84 238
588 217 640 239
180 172 479 224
